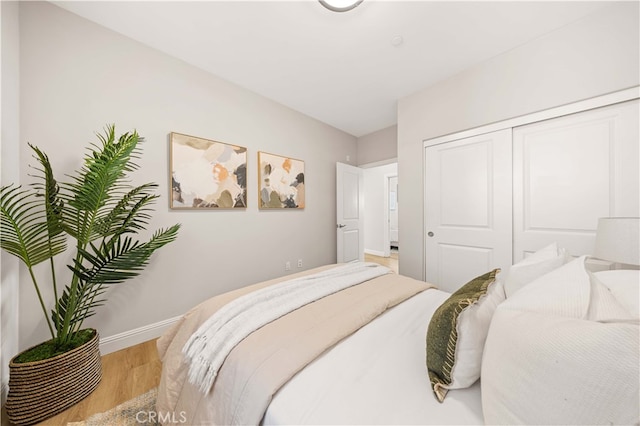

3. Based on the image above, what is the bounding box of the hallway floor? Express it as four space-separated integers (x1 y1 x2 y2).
365 252 398 274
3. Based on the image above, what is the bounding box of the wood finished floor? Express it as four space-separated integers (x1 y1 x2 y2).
366 251 398 273
2 253 398 425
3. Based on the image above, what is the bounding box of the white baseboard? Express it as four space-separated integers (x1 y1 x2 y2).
364 248 386 257
99 315 182 355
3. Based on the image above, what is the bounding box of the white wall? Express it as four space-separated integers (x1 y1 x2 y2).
357 125 397 166
16 2 357 352
363 163 397 256
397 2 640 279
1 0 21 403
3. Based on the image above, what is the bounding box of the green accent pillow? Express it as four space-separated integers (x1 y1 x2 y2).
426 269 501 402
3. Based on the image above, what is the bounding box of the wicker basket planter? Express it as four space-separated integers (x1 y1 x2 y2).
5 329 102 425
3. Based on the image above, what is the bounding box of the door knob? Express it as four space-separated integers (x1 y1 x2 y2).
337 224 346 229
427 231 434 237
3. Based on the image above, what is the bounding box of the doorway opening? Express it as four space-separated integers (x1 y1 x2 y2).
362 162 398 273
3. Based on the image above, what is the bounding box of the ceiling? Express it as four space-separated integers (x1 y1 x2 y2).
52 1 610 137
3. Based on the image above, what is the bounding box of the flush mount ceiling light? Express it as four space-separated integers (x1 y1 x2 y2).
319 0 364 12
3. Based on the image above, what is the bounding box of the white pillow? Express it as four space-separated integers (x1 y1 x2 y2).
451 276 505 384
592 270 639 318
482 257 639 425
504 242 570 297
426 270 506 402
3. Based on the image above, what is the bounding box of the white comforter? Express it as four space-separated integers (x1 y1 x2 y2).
263 288 484 425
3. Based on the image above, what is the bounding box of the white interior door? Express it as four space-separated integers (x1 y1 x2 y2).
425 129 512 292
337 162 364 263
513 99 639 261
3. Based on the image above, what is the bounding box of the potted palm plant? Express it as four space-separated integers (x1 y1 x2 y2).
0 125 180 425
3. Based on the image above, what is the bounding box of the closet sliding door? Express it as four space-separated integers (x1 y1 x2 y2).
425 129 512 293
513 100 639 261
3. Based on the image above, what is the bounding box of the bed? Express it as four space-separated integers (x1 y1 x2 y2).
156 250 639 425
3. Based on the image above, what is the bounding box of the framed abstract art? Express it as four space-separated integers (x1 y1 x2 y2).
258 151 305 209
170 132 247 209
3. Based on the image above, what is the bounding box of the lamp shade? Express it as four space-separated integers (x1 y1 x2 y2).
594 217 640 265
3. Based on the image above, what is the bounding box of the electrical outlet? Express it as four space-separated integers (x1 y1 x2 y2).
285 261 291 271
297 259 303 268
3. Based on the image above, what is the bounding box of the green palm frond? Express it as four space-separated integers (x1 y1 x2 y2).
52 283 107 332
61 126 143 246
60 224 180 333
71 225 180 286
0 185 66 266
29 144 65 237
66 126 141 213
71 237 145 285
93 183 159 238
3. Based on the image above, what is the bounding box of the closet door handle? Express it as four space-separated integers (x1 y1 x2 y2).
427 231 434 237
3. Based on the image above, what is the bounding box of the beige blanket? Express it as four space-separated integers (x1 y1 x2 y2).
156 265 433 425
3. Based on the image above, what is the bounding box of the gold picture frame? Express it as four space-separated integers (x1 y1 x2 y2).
258 151 305 209
170 132 247 209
